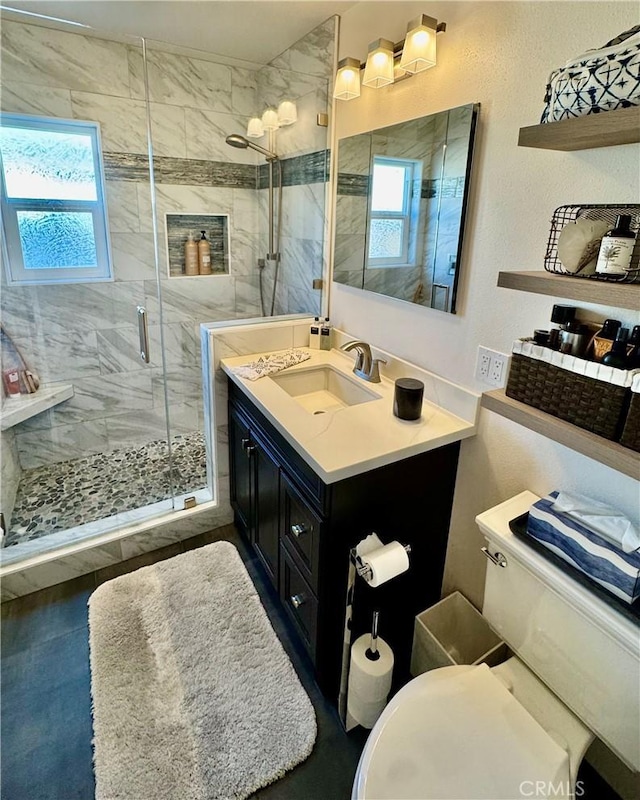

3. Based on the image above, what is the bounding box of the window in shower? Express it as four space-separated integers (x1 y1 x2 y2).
367 156 421 268
0 113 112 285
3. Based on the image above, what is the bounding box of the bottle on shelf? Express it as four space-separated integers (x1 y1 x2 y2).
184 230 199 276
602 328 630 369
595 215 636 276
593 318 622 362
198 230 212 275
626 325 640 369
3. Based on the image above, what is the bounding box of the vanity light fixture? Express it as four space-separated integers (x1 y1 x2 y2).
399 14 438 73
246 117 265 138
261 107 280 131
362 39 395 89
333 57 361 100
277 100 297 126
334 14 446 100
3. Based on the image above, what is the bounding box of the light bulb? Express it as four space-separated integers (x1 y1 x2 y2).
333 57 361 101
362 39 395 89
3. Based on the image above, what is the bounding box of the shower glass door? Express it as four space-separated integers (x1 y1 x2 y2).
0 22 184 559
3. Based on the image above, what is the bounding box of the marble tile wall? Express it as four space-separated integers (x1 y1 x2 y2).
1 430 21 534
0 17 332 470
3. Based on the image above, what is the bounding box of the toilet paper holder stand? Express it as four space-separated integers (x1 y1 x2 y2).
338 538 411 729
354 543 411 583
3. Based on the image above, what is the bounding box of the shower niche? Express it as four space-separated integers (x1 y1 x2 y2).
165 214 230 278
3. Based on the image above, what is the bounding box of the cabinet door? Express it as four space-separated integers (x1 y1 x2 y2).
253 434 280 588
229 406 252 536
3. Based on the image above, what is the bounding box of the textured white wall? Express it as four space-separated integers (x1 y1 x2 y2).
332 1 640 608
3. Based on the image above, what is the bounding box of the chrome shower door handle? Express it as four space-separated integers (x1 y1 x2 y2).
137 305 150 364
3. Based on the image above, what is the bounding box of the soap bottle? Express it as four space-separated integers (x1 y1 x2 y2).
309 317 320 349
595 215 636 276
602 328 629 369
320 317 332 351
184 231 199 276
626 325 640 369
198 231 212 275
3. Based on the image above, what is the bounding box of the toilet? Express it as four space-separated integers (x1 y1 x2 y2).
352 491 640 800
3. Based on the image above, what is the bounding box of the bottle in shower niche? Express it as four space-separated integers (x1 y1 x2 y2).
184 231 199 276
198 231 212 275
320 317 332 351
595 215 636 276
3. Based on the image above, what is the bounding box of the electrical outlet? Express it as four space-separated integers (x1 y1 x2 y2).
476 346 510 387
476 347 492 380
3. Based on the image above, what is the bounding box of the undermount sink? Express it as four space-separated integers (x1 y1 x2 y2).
271 365 381 415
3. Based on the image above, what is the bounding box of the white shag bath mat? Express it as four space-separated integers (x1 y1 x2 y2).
89 541 317 800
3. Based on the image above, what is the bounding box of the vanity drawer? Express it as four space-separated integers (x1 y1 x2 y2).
281 474 323 593
280 543 318 660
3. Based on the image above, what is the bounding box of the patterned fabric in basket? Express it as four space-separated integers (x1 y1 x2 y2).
506 340 639 441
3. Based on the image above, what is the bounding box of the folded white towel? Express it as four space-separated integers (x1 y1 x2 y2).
551 491 640 553
231 349 311 381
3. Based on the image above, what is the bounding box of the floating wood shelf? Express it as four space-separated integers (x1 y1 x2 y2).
518 107 640 151
497 270 640 310
482 389 639 479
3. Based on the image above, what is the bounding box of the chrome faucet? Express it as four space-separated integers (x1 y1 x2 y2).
341 341 387 383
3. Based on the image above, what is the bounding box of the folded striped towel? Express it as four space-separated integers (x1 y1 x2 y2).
231 349 310 381
528 492 640 604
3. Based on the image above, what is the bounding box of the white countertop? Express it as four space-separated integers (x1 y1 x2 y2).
221 347 479 484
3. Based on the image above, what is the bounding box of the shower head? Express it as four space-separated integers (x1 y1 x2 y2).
225 134 278 161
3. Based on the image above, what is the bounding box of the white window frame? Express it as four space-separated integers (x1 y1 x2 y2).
0 113 112 286
366 156 419 268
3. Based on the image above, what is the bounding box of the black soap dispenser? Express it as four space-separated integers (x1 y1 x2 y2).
602 328 629 369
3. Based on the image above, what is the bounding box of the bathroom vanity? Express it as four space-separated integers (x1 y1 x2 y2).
222 347 479 699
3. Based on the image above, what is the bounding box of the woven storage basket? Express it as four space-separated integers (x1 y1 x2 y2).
620 374 640 452
506 341 637 441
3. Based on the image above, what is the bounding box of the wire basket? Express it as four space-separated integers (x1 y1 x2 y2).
545 204 640 283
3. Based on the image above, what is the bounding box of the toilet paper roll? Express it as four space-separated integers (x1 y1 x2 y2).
361 541 409 587
347 633 394 729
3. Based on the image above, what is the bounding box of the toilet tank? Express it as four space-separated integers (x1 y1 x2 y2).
476 491 640 772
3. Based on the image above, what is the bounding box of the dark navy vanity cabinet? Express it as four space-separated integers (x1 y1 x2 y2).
228 379 461 700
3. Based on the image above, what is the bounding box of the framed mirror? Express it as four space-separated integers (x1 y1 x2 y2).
333 103 479 314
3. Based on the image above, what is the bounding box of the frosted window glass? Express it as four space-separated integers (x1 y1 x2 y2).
371 164 406 212
17 211 98 269
0 127 97 201
369 218 403 259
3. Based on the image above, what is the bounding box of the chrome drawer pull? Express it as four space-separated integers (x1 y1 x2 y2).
290 593 306 609
291 523 308 538
481 547 508 568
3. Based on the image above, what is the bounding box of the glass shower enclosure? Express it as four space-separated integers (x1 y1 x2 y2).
0 22 212 562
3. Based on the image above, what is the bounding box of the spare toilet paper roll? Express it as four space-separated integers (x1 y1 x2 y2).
360 541 409 587
347 633 394 729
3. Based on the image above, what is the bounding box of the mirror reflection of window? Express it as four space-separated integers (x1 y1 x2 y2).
367 157 421 267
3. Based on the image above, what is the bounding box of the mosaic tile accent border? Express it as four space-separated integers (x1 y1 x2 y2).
104 150 330 190
6 430 207 547
337 172 466 199
166 214 229 276
104 152 257 188
258 149 329 189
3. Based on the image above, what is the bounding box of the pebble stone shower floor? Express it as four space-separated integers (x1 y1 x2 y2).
6 431 207 548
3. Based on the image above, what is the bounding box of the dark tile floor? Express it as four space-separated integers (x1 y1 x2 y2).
0 528 621 800
1 527 366 800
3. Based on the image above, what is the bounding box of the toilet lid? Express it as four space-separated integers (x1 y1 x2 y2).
355 664 571 800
